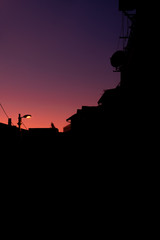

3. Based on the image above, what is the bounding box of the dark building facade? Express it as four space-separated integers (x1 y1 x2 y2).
64 1 136 143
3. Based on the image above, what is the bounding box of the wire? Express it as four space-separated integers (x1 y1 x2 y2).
0 103 9 119
22 122 28 130
0 103 29 129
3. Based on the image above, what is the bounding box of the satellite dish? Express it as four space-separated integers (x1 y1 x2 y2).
110 50 125 68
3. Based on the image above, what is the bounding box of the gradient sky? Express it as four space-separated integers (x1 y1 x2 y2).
0 0 122 131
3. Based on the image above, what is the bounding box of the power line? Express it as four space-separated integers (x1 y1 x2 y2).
0 104 29 129
0 103 9 119
0 103 29 129
22 122 28 130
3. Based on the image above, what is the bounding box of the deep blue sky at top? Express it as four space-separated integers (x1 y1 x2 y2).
0 0 122 130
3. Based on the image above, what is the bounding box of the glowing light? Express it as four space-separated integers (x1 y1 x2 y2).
22 114 32 119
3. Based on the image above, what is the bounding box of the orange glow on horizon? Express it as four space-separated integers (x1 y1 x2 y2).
0 0 121 132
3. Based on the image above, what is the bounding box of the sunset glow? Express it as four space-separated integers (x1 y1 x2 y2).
0 0 121 132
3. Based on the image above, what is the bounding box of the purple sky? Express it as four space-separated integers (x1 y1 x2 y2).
0 0 122 131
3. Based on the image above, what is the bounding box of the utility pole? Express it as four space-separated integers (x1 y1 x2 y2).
17 113 32 130
18 114 22 130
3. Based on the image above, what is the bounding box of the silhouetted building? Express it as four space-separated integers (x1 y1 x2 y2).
0 122 17 136
27 127 59 147
63 124 71 133
119 0 136 11
65 106 101 137
65 1 136 142
0 121 28 145
111 2 136 91
29 127 58 138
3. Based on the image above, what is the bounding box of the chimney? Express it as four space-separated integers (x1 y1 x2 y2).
8 118 12 126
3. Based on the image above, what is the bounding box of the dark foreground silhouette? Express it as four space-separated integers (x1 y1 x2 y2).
0 3 136 236
1 0 136 161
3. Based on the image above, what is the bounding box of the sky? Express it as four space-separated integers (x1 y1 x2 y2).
0 0 122 132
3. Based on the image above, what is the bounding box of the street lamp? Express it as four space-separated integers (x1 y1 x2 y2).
18 114 32 130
